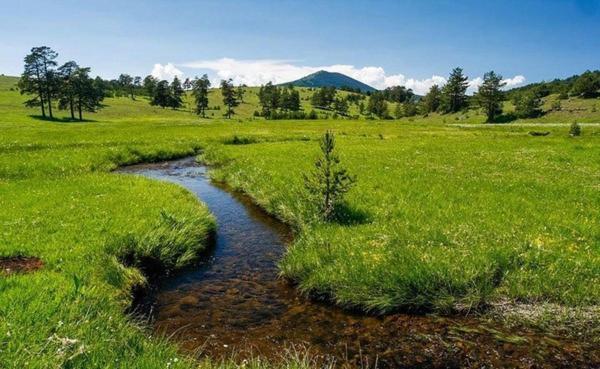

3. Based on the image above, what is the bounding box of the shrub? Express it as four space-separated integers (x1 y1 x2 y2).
569 122 581 137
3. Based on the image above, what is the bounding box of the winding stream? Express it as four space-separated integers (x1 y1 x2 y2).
121 158 597 369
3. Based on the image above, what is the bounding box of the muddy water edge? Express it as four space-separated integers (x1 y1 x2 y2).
119 158 598 369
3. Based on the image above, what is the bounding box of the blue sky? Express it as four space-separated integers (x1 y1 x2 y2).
1 0 599 93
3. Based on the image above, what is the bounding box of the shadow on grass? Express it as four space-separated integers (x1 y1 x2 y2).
29 115 97 123
331 203 372 225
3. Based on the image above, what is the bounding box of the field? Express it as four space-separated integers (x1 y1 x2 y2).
1 75 599 368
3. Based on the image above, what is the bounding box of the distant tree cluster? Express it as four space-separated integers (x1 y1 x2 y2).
506 70 600 100
144 76 185 109
258 82 302 119
310 87 354 116
19 46 104 120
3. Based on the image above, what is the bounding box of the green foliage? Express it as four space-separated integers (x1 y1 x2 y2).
476 71 506 122
513 92 543 118
169 76 184 109
381 85 414 103
221 79 238 118
19 46 59 118
570 70 600 98
422 84 442 113
150 80 171 108
310 86 337 109
402 100 418 117
367 92 389 118
569 122 582 136
303 131 356 220
441 67 469 113
192 74 211 117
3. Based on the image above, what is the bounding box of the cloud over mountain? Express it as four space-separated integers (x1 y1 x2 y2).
153 58 525 95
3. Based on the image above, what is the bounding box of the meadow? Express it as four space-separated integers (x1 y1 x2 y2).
0 75 599 368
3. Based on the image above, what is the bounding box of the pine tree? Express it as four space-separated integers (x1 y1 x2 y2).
57 61 79 120
72 67 104 120
304 131 356 220
169 76 184 109
143 75 157 97
258 82 280 117
367 92 388 118
476 71 506 122
441 67 469 113
19 46 59 119
151 80 171 108
192 74 211 117
422 84 442 113
221 79 238 118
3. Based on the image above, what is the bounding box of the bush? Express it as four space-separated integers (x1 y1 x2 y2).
569 122 581 137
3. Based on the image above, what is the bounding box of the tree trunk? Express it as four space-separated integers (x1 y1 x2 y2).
38 85 46 118
40 94 46 118
78 99 83 121
69 96 75 120
46 88 53 119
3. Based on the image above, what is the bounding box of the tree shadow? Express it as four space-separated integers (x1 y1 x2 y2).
29 115 97 123
489 113 517 124
331 203 372 225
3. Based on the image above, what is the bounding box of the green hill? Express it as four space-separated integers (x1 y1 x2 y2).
2 75 599 123
282 70 377 93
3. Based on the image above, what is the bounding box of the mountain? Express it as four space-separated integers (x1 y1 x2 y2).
283 70 377 93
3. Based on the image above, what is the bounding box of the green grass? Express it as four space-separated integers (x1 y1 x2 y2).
0 75 599 367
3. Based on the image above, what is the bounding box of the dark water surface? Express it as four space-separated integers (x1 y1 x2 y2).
121 158 598 369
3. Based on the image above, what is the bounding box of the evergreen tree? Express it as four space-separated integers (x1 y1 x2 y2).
476 71 506 122
169 76 184 109
422 84 442 113
143 75 157 96
441 67 469 113
151 80 172 108
333 97 349 115
57 61 79 119
513 92 543 118
192 74 211 117
311 87 336 108
258 82 280 117
367 92 388 118
118 74 134 99
183 78 192 91
220 79 238 118
304 131 356 220
19 46 59 118
382 85 414 103
72 67 104 120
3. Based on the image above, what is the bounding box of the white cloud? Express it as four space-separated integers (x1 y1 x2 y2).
179 58 448 94
151 63 183 81
502 75 526 88
171 58 526 95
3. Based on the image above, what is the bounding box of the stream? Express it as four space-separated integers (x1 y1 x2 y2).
121 157 598 369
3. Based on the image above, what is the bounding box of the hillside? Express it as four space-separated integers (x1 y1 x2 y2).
2 75 599 123
282 70 377 93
